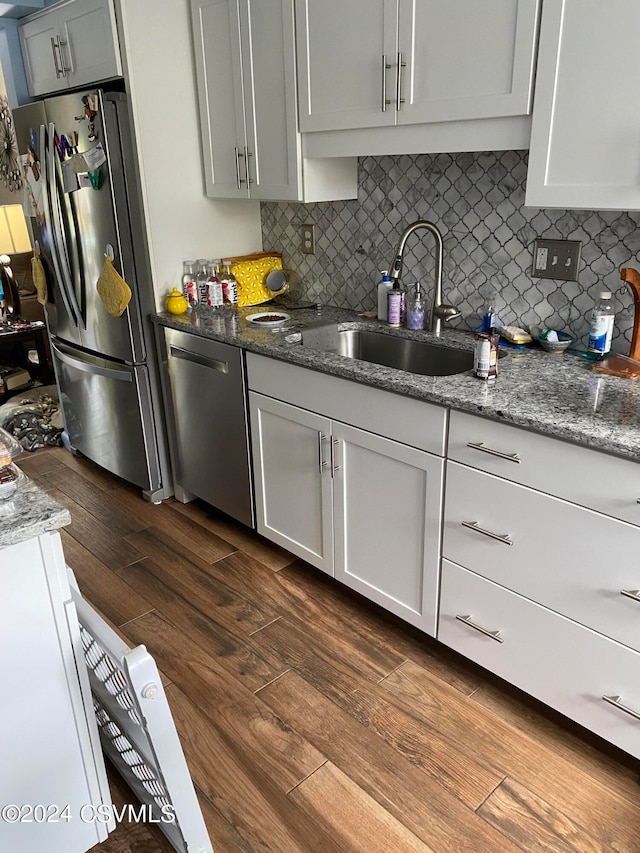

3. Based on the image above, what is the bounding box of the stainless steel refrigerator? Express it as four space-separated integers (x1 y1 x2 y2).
13 88 172 501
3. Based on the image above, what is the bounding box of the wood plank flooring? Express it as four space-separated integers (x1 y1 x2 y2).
22 446 640 853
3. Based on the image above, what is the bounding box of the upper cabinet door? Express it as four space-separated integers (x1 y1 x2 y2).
397 0 540 125
239 0 302 200
20 13 69 97
526 0 640 210
295 0 397 132
59 0 122 90
191 0 249 198
20 0 122 98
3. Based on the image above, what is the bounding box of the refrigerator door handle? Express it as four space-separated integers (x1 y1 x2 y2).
41 124 79 328
47 122 85 330
52 341 133 382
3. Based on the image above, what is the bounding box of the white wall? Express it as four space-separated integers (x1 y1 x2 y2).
115 0 262 310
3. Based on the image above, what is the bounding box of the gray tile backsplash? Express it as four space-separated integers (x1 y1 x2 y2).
261 151 640 352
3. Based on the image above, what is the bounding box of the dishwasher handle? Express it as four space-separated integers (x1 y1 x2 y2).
169 345 229 375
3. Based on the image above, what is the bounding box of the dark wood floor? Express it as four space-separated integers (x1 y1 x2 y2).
22 446 640 852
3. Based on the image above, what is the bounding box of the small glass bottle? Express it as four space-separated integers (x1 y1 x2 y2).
205 261 224 307
182 261 198 308
406 284 426 330
219 261 238 304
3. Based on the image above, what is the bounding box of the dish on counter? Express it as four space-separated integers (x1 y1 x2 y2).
246 311 290 327
529 326 574 353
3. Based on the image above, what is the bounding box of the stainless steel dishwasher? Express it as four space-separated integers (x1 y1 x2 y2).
159 326 254 527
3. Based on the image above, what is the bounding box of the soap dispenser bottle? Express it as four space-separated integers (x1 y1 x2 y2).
377 270 393 321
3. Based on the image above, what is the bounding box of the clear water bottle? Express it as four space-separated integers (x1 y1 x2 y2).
195 259 209 305
205 261 224 307
182 260 198 307
220 261 238 304
587 290 615 356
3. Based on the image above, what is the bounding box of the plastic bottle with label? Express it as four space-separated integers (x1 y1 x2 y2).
195 259 209 305
377 270 393 321
182 261 198 308
387 285 403 327
587 291 615 356
205 261 224 307
219 261 238 304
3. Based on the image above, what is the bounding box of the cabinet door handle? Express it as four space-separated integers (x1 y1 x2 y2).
318 432 328 473
381 55 392 112
51 37 63 78
396 52 406 110
331 438 341 475
57 37 71 75
245 147 254 186
461 520 513 546
234 147 245 189
621 589 640 603
456 614 503 643
602 694 640 722
466 441 521 464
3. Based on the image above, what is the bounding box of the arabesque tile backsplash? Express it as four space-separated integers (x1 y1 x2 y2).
261 151 640 352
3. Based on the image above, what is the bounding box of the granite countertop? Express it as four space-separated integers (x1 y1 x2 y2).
0 472 70 548
154 305 640 463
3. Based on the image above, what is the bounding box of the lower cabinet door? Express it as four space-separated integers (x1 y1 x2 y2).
249 392 334 574
332 422 444 635
439 559 640 759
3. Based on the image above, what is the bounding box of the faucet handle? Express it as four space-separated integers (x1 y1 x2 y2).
433 303 461 323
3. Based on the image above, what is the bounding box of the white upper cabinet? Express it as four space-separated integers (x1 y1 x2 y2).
296 0 540 133
20 0 122 98
526 0 640 210
191 0 357 202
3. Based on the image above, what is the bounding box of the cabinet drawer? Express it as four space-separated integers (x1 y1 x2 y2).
438 560 640 759
444 462 640 651
247 353 447 456
448 409 640 526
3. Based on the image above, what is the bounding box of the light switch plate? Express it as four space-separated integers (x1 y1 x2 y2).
532 239 581 281
301 223 316 255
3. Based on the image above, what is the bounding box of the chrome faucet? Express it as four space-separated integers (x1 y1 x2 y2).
388 220 460 337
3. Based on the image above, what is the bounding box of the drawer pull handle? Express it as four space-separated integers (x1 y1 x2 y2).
456 614 503 643
602 694 640 722
461 520 513 546
621 589 640 602
467 441 521 464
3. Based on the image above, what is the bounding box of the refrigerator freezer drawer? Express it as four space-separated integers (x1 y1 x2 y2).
163 328 254 528
52 341 161 492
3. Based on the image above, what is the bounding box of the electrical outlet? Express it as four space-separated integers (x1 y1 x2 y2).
532 239 581 281
301 223 316 255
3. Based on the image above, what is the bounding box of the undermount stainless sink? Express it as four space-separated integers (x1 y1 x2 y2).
302 328 475 377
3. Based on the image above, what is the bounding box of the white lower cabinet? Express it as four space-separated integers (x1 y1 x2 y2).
248 355 640 759
249 386 444 635
439 560 640 760
444 461 640 652
332 421 443 634
443 408 640 758
249 393 333 575
1 531 112 852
